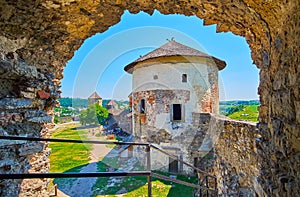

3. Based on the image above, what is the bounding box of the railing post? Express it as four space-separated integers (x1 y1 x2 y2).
146 145 152 197
54 184 57 196
214 177 217 196
198 172 202 197
206 176 209 196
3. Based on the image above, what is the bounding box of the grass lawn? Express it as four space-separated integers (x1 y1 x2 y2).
228 105 259 122
124 180 172 197
92 157 197 197
49 123 92 173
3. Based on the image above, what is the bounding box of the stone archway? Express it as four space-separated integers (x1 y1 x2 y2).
0 0 299 196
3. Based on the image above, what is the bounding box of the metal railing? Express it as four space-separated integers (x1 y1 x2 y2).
0 135 217 196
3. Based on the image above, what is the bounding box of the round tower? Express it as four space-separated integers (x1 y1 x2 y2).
125 40 226 137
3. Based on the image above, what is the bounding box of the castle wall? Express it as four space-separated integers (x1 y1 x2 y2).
0 57 56 196
193 113 260 196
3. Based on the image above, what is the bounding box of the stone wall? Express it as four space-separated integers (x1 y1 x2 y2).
192 113 259 195
194 112 298 196
0 0 299 196
207 114 260 196
0 53 59 196
132 89 190 134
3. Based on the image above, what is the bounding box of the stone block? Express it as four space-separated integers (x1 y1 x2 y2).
37 90 51 99
18 142 44 156
26 116 52 123
0 98 45 110
0 158 14 168
20 91 36 99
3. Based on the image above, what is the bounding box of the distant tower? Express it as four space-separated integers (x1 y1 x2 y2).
88 92 102 106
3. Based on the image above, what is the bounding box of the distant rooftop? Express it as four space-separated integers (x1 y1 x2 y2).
107 100 117 106
124 40 226 73
88 92 102 99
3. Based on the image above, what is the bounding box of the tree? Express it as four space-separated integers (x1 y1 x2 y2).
79 110 87 125
54 115 60 124
95 103 109 125
79 103 109 125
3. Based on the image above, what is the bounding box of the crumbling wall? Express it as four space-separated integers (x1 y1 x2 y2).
193 113 260 195
0 51 59 196
193 112 299 196
132 89 190 136
0 0 299 196
215 116 260 196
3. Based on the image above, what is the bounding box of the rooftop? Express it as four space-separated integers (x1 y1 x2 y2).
88 92 102 99
124 40 226 73
107 100 117 106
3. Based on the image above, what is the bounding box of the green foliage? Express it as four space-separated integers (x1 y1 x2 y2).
58 98 88 108
79 103 109 125
219 100 259 122
54 115 60 124
228 105 259 122
95 103 109 124
79 110 87 125
226 104 245 115
219 100 260 106
219 104 244 116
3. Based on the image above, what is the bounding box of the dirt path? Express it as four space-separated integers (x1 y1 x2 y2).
88 134 113 162
57 126 114 197
49 121 80 132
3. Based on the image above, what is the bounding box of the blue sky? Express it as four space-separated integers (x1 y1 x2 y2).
61 10 259 101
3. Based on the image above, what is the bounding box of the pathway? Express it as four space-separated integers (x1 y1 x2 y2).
57 128 114 197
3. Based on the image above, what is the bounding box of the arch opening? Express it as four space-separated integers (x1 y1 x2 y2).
51 10 260 196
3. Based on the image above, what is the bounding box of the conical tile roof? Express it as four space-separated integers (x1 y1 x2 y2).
88 92 102 99
124 40 226 73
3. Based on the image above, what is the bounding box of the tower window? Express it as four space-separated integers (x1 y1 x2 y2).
153 75 158 80
182 74 187 82
140 99 145 114
171 104 184 121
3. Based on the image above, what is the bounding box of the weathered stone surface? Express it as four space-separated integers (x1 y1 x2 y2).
0 0 299 196
37 90 51 99
26 116 52 124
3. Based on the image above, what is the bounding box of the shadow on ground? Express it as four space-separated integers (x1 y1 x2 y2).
53 153 197 197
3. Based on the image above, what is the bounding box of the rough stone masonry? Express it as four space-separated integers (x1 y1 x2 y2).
0 0 299 196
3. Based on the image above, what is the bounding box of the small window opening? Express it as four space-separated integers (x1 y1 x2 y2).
169 157 178 173
140 99 145 114
182 74 187 82
172 104 182 121
153 75 158 80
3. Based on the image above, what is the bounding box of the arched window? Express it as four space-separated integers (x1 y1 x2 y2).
140 99 145 114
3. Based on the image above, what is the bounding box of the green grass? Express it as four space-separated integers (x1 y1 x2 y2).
92 158 197 197
124 180 172 197
228 105 259 122
105 144 116 148
49 123 92 173
105 139 117 148
91 156 120 195
93 175 195 197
